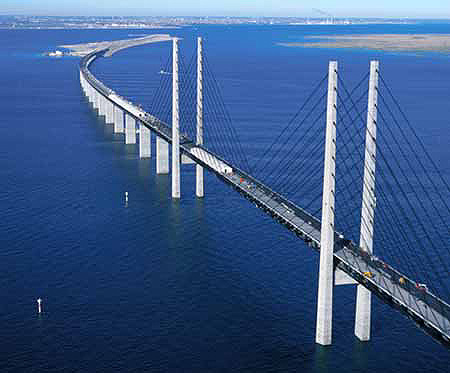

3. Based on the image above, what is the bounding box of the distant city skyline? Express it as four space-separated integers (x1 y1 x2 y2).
1 0 450 18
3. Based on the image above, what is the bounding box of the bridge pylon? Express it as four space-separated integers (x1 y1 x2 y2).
355 60 379 341
196 37 204 198
316 61 338 346
172 37 181 199
316 61 380 346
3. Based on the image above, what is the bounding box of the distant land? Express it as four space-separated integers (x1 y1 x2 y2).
0 15 421 29
279 34 450 53
57 34 172 57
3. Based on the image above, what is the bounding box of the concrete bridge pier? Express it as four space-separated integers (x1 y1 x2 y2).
83 80 89 102
92 92 97 107
93 90 99 110
97 93 103 115
196 37 204 198
156 137 169 174
80 73 86 95
91 89 96 109
79 71 85 91
90 87 95 104
104 98 110 122
316 61 338 346
139 123 151 158
90 88 96 105
84 81 89 98
171 38 181 199
355 61 379 342
125 114 136 144
106 100 114 124
98 93 104 114
99 94 106 117
85 83 91 103
101 97 107 119
105 100 110 123
114 106 124 133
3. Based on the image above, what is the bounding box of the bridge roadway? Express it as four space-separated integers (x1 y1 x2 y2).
81 49 450 348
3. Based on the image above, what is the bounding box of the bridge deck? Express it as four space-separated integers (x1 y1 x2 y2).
80 49 450 347
223 169 450 340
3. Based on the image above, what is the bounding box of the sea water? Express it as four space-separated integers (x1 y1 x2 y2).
1 24 449 372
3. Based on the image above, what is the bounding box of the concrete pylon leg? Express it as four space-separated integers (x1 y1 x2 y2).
355 287 371 340
139 123 151 158
171 38 180 199
355 61 379 342
114 106 124 133
156 136 169 174
316 61 338 346
125 114 136 144
196 164 204 197
196 37 204 198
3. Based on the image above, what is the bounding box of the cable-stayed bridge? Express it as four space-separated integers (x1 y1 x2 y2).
79 36 450 348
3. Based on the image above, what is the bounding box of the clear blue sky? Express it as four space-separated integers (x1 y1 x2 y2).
1 0 449 18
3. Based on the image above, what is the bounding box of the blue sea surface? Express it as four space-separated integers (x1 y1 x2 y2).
0 24 449 372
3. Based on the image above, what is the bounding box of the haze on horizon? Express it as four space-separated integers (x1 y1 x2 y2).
1 0 450 19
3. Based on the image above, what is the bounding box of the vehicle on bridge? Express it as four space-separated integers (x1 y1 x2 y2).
416 283 428 292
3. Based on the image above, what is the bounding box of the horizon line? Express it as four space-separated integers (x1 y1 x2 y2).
1 14 450 20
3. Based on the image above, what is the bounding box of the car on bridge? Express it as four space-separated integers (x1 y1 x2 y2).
416 283 428 292
363 271 374 278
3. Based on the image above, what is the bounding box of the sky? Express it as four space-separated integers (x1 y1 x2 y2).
1 0 450 18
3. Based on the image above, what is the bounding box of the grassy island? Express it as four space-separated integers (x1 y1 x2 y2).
279 34 450 53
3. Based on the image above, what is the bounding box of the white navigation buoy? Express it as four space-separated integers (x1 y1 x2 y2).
125 191 129 203
37 298 42 314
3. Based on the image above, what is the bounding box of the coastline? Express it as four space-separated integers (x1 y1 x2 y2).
278 34 450 53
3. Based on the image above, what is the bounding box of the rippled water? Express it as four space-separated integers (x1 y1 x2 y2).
1 25 449 372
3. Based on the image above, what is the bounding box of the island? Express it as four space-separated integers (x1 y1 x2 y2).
278 34 450 53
